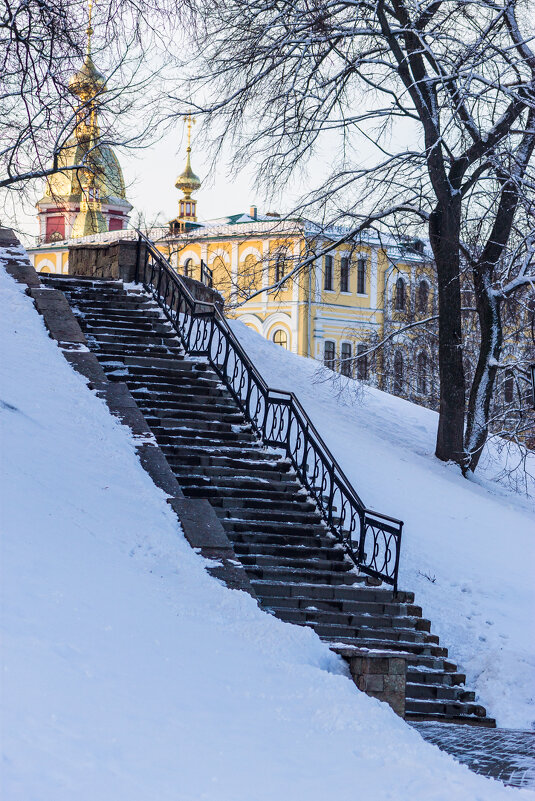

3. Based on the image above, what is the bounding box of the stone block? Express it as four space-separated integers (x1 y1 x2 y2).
168 496 231 549
137 444 184 497
363 674 385 693
347 652 407 718
29 288 87 343
62 351 109 390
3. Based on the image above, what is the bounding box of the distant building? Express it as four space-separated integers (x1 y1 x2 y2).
29 11 131 274
27 104 533 433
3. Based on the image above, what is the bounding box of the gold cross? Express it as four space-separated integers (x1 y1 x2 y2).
86 0 94 54
185 113 196 149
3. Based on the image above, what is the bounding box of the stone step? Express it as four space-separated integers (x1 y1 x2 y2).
174 463 293 481
405 698 487 719
152 429 257 446
222 518 327 536
405 712 496 727
147 416 242 434
88 332 179 346
407 668 466 686
252 579 412 604
218 507 322 527
228 530 336 550
246 565 359 586
239 553 353 573
181 485 306 503
177 473 301 492
218 494 315 511
160 443 282 462
95 343 184 357
233 541 343 560
130 382 226 398
321 634 447 658
166 454 289 472
270 605 425 632
322 634 448 663
258 592 419 617
143 409 246 426
41 275 123 289
406 682 476 702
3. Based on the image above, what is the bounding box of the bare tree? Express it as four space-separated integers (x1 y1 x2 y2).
177 0 535 474
0 0 171 207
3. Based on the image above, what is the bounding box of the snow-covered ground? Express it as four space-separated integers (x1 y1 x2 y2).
230 320 535 732
1 261 533 800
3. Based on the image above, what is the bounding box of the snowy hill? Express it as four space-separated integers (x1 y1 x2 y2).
1 262 533 800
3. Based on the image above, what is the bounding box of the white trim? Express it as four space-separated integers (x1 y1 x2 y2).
208 246 230 265
239 245 263 262
234 312 262 333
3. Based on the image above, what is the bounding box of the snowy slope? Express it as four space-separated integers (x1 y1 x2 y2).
229 320 535 731
1 262 533 801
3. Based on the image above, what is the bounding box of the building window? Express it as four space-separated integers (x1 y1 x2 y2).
324 340 335 369
324 255 333 290
183 258 193 278
356 344 368 380
504 372 514 404
417 352 427 394
275 254 287 284
418 280 429 314
272 329 288 349
357 258 366 294
340 257 350 293
45 215 65 242
109 217 123 231
340 342 352 376
395 277 406 311
393 351 404 394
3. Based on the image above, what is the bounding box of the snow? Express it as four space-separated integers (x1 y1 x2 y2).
1 262 533 801
229 319 535 731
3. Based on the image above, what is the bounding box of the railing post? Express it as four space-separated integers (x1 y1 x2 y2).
134 235 141 284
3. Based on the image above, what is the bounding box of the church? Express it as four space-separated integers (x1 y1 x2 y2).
27 18 437 405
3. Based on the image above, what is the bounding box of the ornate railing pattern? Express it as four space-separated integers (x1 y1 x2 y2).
135 232 403 591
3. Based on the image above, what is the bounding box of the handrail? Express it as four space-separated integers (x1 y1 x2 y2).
135 231 403 592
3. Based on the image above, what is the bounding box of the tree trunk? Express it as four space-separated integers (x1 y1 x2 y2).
429 201 466 466
464 267 502 473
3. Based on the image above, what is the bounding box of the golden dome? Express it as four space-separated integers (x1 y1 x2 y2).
68 53 107 100
41 138 129 204
175 149 201 199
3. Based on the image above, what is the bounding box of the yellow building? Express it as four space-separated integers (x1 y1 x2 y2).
29 117 436 401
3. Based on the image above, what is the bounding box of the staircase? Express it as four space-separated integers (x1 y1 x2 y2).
41 273 496 727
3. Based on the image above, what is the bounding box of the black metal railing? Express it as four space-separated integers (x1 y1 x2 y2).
135 232 403 591
200 259 213 288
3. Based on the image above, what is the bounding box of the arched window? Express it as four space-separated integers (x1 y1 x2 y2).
356 343 368 380
418 281 429 314
272 329 288 349
395 277 406 311
340 342 352 376
417 352 427 394
393 351 404 394
504 371 514 404
324 340 335 369
183 258 193 278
